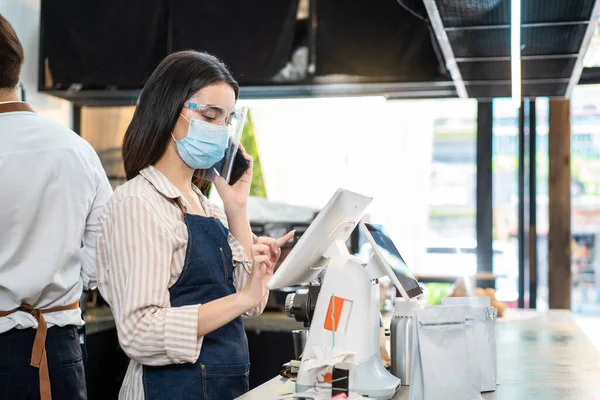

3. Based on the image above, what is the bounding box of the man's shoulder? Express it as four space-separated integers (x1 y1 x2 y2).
3 112 89 145
32 115 99 160
9 112 73 134
39 116 91 145
2 114 84 155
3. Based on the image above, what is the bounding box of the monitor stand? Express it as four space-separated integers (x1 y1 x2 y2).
295 240 400 399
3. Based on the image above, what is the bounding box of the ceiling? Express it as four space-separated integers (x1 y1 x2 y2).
422 0 600 99
40 0 600 105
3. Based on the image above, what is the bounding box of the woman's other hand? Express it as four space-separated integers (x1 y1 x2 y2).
255 231 295 265
240 231 295 309
241 244 274 308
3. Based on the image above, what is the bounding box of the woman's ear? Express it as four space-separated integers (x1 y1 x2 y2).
172 112 189 141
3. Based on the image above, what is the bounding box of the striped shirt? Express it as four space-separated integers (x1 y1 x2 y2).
96 166 265 399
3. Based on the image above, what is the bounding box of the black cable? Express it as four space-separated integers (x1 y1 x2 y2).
396 0 428 21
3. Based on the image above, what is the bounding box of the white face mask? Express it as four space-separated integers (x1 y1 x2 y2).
172 113 229 170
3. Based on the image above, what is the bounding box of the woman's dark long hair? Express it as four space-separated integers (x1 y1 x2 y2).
122 51 239 190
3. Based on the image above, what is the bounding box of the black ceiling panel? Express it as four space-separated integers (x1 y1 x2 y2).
580 67 600 84
466 81 568 98
523 82 569 97
447 27 508 58
523 0 595 24
448 25 587 58
465 83 511 98
171 0 299 85
42 0 168 89
458 61 511 81
430 0 598 98
458 58 576 81
523 25 588 56
521 58 576 80
436 0 508 27
316 0 444 81
438 0 595 27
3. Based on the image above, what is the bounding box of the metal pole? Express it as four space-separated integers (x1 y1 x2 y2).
476 101 494 287
529 99 538 309
518 100 526 308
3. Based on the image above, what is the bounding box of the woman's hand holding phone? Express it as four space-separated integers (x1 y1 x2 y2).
213 144 252 210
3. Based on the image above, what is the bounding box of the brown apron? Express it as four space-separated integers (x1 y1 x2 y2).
0 301 80 400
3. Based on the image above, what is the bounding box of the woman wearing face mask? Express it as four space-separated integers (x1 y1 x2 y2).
95 51 293 400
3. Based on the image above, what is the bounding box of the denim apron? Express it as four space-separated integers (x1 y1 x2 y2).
142 202 250 400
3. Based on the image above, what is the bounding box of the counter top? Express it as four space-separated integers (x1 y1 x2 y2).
238 310 600 400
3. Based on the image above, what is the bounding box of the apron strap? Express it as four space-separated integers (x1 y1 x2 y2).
0 300 80 400
0 102 34 114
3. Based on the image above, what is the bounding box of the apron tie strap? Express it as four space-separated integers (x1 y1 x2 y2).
0 102 34 114
0 300 80 400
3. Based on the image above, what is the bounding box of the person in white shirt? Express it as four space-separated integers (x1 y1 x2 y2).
0 13 113 400
95 50 293 400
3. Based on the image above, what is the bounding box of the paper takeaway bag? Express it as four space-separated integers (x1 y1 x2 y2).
409 306 483 400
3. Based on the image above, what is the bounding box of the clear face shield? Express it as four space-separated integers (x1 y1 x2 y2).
199 104 249 184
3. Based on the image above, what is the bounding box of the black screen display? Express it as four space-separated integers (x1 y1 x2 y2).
365 223 421 293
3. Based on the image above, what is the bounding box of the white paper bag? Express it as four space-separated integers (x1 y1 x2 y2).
409 307 483 400
441 298 497 392
442 296 491 308
487 306 498 384
409 318 424 400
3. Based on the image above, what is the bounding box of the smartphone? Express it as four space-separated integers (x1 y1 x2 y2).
208 142 251 185
228 149 251 185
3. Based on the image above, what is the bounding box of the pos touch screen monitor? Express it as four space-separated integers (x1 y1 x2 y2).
267 189 373 290
360 222 423 300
